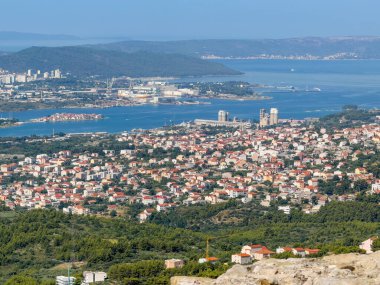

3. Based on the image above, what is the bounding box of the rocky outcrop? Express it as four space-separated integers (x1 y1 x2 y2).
171 251 380 285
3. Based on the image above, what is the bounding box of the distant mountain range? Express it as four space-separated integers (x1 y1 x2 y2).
93 37 380 59
2 36 380 78
0 31 80 41
0 46 240 77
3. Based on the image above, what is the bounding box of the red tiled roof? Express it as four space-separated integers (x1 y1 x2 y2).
234 253 251 257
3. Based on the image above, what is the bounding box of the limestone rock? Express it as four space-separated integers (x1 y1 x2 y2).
171 251 380 285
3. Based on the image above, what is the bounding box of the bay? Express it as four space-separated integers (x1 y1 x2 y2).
1 59 380 137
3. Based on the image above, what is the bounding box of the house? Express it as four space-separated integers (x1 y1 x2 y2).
56 276 76 285
241 244 265 256
292 248 306 257
276 247 293 254
253 247 275 260
165 259 185 269
278 205 291 215
359 237 378 254
231 253 252 265
138 208 155 223
371 180 380 194
305 248 320 255
83 271 107 283
73 205 88 215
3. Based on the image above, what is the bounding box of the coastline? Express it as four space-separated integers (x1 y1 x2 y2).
0 95 272 113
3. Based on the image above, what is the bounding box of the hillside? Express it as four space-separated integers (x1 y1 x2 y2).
1 200 379 284
0 46 240 77
172 251 380 285
94 37 380 59
0 209 209 284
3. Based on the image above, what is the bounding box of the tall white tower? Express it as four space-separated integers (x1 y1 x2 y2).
270 108 279 125
218 110 229 122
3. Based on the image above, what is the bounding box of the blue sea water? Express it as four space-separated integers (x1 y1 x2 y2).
1 59 380 137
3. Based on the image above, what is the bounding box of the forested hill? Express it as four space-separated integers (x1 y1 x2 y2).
0 46 240 77
93 37 380 59
1 200 380 284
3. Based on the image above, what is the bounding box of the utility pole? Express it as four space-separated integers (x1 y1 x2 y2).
68 264 71 285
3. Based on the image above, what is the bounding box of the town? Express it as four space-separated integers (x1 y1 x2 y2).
0 109 379 222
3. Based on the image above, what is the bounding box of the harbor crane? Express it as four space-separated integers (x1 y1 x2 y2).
106 77 116 96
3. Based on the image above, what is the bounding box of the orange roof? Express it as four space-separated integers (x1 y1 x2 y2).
305 248 320 254
256 249 274 255
294 248 305 252
281 247 293 252
206 257 219 261
235 253 251 257
256 246 274 255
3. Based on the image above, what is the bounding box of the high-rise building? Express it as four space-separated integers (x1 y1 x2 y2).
270 108 279 125
54 69 62 79
259 109 269 127
2 75 15 84
218 110 229 122
260 108 279 127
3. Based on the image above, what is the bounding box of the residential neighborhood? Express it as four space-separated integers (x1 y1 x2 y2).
0 119 379 222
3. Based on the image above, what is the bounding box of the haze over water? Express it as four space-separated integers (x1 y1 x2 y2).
1 59 380 137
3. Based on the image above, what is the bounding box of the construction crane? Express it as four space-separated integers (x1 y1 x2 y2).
205 235 230 259
106 77 116 97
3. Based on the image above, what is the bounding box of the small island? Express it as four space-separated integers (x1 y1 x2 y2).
30 113 104 123
0 118 21 128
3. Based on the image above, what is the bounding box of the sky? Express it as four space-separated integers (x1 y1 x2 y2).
0 0 379 40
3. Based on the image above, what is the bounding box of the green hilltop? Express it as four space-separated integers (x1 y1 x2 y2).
0 46 240 77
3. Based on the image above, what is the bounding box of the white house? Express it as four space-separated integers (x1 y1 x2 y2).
165 259 185 269
292 248 306 257
278 205 291 215
56 276 76 285
83 271 107 283
276 247 293 254
241 244 264 256
359 237 378 254
231 253 252 264
371 181 380 194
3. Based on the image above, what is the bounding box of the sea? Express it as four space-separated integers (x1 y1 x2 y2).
1 59 380 137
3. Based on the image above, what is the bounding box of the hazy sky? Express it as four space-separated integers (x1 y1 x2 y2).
1 0 379 39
